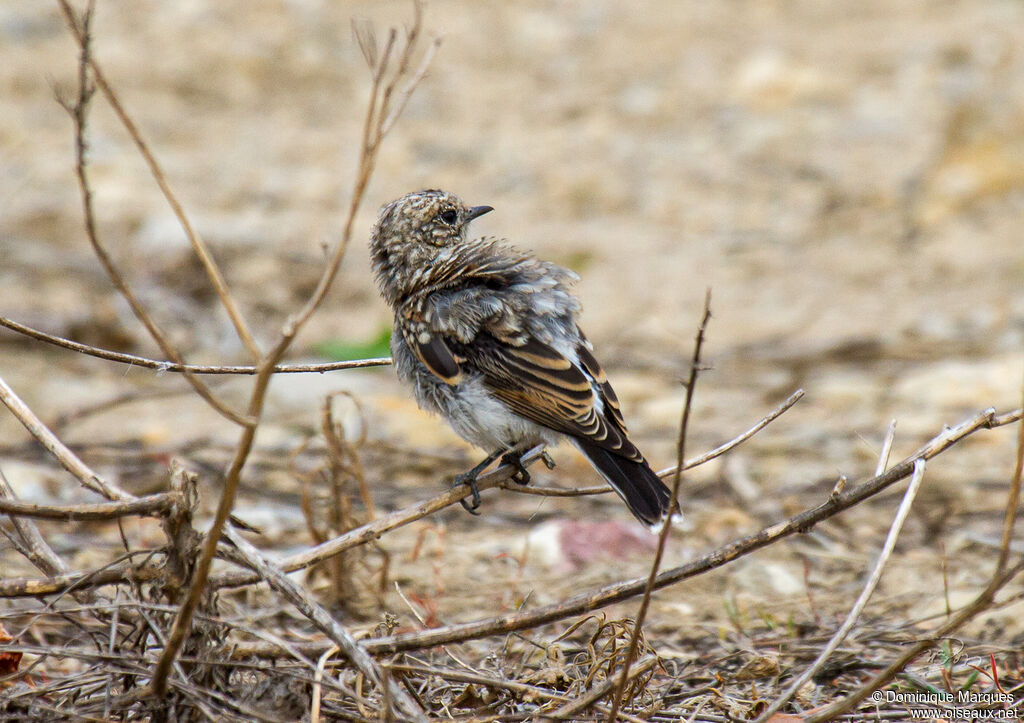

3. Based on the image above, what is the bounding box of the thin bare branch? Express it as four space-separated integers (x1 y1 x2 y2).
607 289 711 722
504 387 804 498
358 406 1009 655
55 0 261 361
379 37 441 137
997 366 1024 575
309 644 339 723
656 387 805 478
53 2 251 427
501 481 611 497
221 525 427 722
755 457 927 723
875 418 897 476
151 5 438 695
0 373 133 501
0 492 178 521
0 557 162 598
0 469 68 577
0 314 390 373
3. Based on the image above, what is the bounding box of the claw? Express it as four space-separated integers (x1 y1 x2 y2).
501 452 532 486
452 448 503 515
453 472 482 514
540 451 556 470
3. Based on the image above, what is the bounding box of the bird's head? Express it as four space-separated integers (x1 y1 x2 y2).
370 189 493 303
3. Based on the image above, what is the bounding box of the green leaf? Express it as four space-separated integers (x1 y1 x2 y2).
313 326 392 360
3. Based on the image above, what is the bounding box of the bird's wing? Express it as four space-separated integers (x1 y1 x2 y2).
402 287 641 460
399 308 464 386
463 332 645 462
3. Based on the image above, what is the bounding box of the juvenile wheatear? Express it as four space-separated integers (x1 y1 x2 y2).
370 189 677 528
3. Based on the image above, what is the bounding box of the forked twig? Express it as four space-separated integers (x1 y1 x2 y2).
755 457 927 722
606 290 711 722
803 368 1024 722
150 2 438 696
501 387 805 498
656 387 805 479
54 2 250 427
56 0 260 362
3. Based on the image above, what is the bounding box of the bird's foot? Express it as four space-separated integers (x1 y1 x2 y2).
501 451 533 486
453 448 505 514
453 471 482 514
540 451 556 470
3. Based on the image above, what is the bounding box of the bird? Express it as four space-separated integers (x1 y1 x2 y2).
369 189 679 529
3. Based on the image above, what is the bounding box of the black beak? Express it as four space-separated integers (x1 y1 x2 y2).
465 205 494 222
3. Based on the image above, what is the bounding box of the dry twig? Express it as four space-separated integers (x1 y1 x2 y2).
222 525 428 722
151 2 438 695
607 290 712 722
0 316 391 374
755 457 927 722
803 369 1024 722
655 387 805 480
56 0 260 362
54 1 250 427
0 492 178 521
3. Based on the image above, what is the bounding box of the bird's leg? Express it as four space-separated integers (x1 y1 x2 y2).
453 448 503 514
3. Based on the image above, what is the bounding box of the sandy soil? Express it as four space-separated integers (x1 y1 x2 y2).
1 0 1023 717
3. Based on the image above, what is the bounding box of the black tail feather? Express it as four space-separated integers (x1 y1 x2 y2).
572 439 678 527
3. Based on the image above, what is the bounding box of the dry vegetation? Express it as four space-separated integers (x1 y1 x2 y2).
1 1 1023 721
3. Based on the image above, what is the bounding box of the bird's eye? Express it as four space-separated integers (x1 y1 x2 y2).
438 209 458 225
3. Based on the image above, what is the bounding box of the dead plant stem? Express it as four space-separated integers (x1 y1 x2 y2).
56 0 260 361
755 457 927 722
0 315 390 373
54 1 250 427
150 3 436 695
606 290 712 722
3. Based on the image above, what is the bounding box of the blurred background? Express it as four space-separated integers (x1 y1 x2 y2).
1 0 1022 644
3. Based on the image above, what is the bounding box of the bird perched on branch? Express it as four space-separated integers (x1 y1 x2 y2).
370 189 678 529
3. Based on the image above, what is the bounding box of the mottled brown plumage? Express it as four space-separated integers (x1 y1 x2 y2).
370 189 677 528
